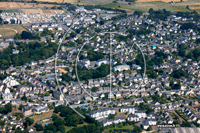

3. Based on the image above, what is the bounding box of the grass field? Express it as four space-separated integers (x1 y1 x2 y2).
35 0 77 3
137 0 187 2
0 2 61 10
103 125 134 133
102 1 174 12
1 0 200 13
65 122 89 132
31 109 54 122
0 25 27 38
101 0 200 12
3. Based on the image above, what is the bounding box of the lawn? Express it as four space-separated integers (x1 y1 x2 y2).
31 109 54 122
103 125 134 133
65 122 89 132
101 1 175 12
0 25 27 38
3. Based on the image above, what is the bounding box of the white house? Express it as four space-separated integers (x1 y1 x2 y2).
135 111 147 118
37 27 43 32
3 76 20 87
78 59 90 68
113 65 130 72
127 115 140 122
96 59 117 67
120 106 137 114
57 26 62 31
89 108 115 120
101 117 125 127
33 106 49 114
47 26 53 31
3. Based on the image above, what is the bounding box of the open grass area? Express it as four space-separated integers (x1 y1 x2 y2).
65 122 89 132
35 0 77 3
31 109 54 122
137 0 187 2
101 1 173 12
103 125 134 133
0 2 60 10
0 25 27 38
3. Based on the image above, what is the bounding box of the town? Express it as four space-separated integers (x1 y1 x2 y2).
0 1 200 133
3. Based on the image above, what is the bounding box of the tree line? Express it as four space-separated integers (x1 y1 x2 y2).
0 41 57 70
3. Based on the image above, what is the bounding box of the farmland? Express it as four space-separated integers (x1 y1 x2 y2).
0 2 58 9
1 0 200 13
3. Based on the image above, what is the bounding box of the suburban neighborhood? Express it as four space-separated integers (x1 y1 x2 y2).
0 0 200 133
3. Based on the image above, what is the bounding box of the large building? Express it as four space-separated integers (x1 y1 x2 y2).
89 108 115 120
113 65 130 72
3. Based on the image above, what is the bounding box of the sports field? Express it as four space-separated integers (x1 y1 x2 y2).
0 25 27 38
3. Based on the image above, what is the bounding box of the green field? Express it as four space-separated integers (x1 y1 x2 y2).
65 122 89 132
0 25 27 38
103 125 134 133
79 0 200 13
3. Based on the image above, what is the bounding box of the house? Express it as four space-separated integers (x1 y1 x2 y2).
113 65 130 72
147 118 157 125
134 98 144 104
33 106 49 114
120 106 137 114
135 110 147 118
22 106 33 117
132 64 141 70
121 100 132 105
101 117 125 127
12 49 20 54
47 26 53 31
57 26 62 31
53 91 63 101
3 76 20 87
78 59 90 68
37 27 43 32
127 115 140 122
147 98 153 104
142 121 149 129
17 85 31 93
89 108 115 120
96 59 117 67
115 92 122 98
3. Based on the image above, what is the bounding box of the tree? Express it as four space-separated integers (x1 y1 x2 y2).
44 123 57 132
53 117 65 127
21 96 27 102
14 33 21 39
147 126 152 131
24 117 34 128
99 20 104 25
0 17 3 25
0 120 5 127
134 126 142 133
21 31 40 40
34 123 44 131
57 126 65 132
91 87 98 92
5 103 12 113
108 114 115 119
45 92 50 96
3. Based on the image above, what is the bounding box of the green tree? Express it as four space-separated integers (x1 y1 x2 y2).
14 33 22 39
34 123 44 131
5 103 12 113
24 117 34 128
134 126 142 133
21 96 27 102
